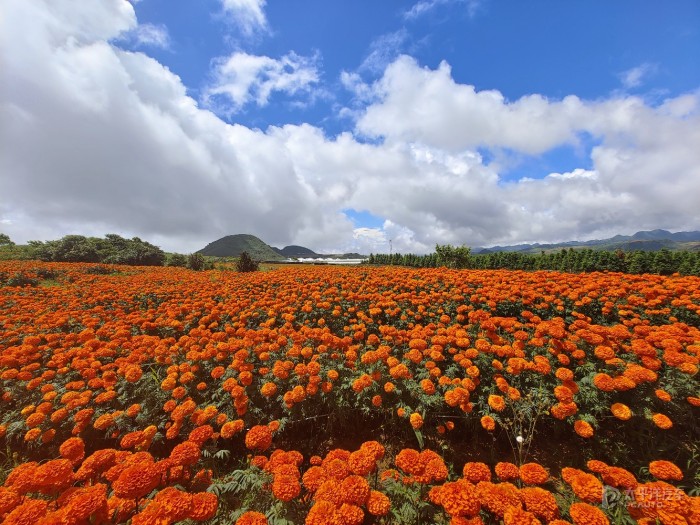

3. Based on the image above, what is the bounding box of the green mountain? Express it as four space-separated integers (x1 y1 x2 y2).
474 229 700 255
272 245 319 258
197 234 285 261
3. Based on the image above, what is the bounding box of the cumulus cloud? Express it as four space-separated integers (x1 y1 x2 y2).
204 51 321 113
1 0 699 255
219 0 268 36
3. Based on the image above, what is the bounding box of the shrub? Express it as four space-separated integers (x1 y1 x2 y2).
236 251 259 272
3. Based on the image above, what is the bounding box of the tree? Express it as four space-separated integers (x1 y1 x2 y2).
236 251 259 272
187 253 206 271
435 244 472 269
167 253 188 267
0 233 14 247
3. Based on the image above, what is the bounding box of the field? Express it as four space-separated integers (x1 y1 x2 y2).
0 261 698 525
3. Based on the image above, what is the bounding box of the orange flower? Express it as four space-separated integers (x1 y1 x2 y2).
520 463 549 485
409 412 424 429
568 502 610 525
651 413 672 429
480 415 496 431
366 490 391 516
610 403 632 421
59 437 85 464
188 492 218 521
462 462 491 483
648 460 683 481
495 462 520 481
245 425 273 451
235 511 268 525
574 420 594 438
488 394 506 412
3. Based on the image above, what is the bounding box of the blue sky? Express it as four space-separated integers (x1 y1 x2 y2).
2 0 700 253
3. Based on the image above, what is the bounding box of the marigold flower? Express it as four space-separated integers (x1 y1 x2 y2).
409 412 424 429
520 486 559 522
59 437 85 464
480 415 496 431
0 487 22 516
504 504 543 525
463 462 491 483
568 502 610 525
170 440 201 466
495 462 520 481
488 394 506 412
112 463 162 499
610 403 632 421
366 490 391 516
245 425 273 451
574 420 594 438
188 492 218 521
221 419 245 439
2 498 48 525
520 463 549 485
651 413 672 429
235 511 268 525
340 475 370 506
648 460 683 481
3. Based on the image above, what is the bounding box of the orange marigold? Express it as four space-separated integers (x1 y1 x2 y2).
366 490 391 516
495 462 520 481
651 413 673 430
574 420 594 438
188 492 218 521
480 416 496 431
648 460 683 481
245 425 273 451
610 403 632 421
409 412 424 429
463 462 491 483
504 504 543 525
59 437 85 465
520 486 559 522
520 463 549 485
488 394 506 412
569 502 610 525
235 511 268 525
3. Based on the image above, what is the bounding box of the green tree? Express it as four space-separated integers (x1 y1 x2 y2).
435 244 472 269
0 233 14 247
167 253 188 267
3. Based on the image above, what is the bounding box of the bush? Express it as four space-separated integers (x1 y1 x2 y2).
236 251 259 272
167 253 188 267
187 253 206 271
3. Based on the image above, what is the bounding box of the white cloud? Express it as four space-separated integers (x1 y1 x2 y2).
404 0 481 20
204 51 321 112
1 0 699 255
359 29 409 74
128 23 170 49
219 0 268 36
619 63 658 89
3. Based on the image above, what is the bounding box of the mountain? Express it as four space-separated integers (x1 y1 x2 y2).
474 230 700 255
197 234 285 261
273 245 319 258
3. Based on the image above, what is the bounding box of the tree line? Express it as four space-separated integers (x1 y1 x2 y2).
366 245 700 276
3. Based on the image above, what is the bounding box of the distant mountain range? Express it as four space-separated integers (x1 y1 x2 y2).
197 234 364 260
474 229 700 254
197 230 700 260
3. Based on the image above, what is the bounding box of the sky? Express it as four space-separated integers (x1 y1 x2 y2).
1 1 699 254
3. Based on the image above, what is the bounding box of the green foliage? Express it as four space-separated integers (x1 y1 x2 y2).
369 246 700 276
435 244 472 269
0 233 14 247
236 251 259 272
28 234 165 266
167 253 188 267
187 252 213 271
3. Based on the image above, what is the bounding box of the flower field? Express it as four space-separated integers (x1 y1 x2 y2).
0 261 698 525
